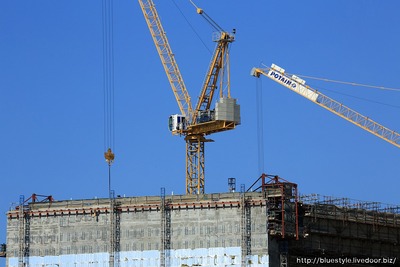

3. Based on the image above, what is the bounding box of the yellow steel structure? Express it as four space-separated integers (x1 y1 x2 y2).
139 0 239 194
251 65 400 148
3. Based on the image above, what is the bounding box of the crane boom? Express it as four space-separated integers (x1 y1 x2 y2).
251 64 400 148
138 0 193 119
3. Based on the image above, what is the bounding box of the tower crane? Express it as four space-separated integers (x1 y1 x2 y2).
139 0 240 194
251 64 400 148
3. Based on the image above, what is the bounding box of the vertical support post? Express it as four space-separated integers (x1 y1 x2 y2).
160 188 171 267
280 185 285 238
109 190 115 267
18 195 24 267
115 198 120 267
165 206 171 267
240 187 251 267
24 210 30 267
294 186 299 240
241 192 246 267
160 188 166 267
245 202 251 256
261 173 266 193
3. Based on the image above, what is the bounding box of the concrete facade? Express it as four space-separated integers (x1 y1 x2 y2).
6 192 271 267
6 191 400 267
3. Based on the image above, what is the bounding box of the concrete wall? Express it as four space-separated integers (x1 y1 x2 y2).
6 192 270 267
7 192 400 266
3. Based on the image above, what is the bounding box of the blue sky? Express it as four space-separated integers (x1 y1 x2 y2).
1 0 400 257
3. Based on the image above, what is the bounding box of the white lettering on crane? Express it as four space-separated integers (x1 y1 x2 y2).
269 71 297 89
267 69 319 102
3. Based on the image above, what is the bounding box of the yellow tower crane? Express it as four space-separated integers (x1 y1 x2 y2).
139 0 240 194
251 64 400 148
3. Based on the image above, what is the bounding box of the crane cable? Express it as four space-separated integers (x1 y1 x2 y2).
102 0 115 194
187 0 234 99
287 72 400 92
260 63 400 92
188 0 223 33
261 63 400 108
286 72 400 109
256 78 265 175
170 0 211 54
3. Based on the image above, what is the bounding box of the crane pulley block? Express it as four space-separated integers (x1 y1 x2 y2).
104 148 115 165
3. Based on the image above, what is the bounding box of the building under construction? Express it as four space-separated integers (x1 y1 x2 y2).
3 174 400 267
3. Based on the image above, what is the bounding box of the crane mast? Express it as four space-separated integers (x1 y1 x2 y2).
139 0 240 194
192 7 235 123
251 64 400 148
193 31 234 124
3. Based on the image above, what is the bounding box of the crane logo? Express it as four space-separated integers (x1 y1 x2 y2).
268 70 297 89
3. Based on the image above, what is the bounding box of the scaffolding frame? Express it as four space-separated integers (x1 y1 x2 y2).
17 194 53 267
240 192 251 267
300 194 400 214
287 193 400 264
109 191 121 267
257 174 300 267
18 195 25 267
160 188 171 267
262 174 299 240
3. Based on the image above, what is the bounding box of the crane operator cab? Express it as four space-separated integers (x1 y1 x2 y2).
168 114 187 132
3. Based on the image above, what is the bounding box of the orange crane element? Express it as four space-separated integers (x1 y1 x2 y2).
251 64 400 148
139 0 240 194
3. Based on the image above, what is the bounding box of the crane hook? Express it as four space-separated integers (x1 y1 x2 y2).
104 148 115 166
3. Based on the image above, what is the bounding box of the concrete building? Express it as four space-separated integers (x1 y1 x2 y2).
6 192 269 267
3 176 400 267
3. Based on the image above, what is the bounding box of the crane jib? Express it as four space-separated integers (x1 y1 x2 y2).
267 70 319 102
253 64 400 149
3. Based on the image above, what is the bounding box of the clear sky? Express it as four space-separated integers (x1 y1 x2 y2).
1 0 400 259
